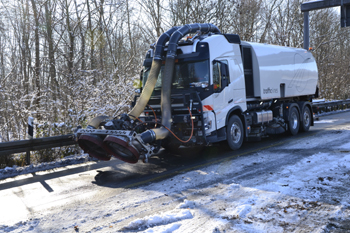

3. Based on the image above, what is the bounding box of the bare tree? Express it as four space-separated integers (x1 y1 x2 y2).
0 0 350 146
30 0 41 116
138 0 164 39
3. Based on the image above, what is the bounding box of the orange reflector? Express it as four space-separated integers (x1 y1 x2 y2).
203 105 214 111
162 59 178 64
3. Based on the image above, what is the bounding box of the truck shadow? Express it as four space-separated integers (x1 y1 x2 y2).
92 144 234 188
91 130 319 189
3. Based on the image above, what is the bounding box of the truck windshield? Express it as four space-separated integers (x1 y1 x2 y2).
142 60 209 90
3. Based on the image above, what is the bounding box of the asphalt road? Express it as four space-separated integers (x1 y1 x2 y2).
1 111 350 228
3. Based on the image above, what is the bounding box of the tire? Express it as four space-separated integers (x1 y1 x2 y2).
226 115 244 150
300 106 311 132
288 107 300 135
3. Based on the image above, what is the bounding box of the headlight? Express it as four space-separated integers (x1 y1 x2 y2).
203 113 212 130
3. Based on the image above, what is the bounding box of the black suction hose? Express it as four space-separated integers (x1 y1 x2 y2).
141 24 221 143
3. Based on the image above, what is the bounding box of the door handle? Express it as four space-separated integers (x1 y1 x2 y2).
228 99 233 103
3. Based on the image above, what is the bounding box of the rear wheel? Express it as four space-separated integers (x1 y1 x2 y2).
300 106 311 132
226 115 244 150
288 107 300 135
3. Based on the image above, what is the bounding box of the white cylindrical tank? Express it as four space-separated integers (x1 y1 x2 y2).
242 41 318 100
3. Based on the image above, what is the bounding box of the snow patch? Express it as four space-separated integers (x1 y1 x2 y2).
314 119 338 124
124 210 193 231
222 204 252 219
177 199 196 209
255 151 350 201
142 223 181 233
0 218 40 232
227 183 241 190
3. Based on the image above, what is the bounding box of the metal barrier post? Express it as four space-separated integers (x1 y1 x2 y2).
26 117 34 165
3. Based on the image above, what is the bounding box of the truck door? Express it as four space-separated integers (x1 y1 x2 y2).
211 60 231 129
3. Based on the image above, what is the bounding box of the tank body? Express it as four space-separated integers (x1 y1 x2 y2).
242 41 318 100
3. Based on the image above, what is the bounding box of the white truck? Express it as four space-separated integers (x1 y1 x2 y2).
76 24 319 163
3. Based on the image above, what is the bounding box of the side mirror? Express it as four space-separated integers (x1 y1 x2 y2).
220 63 229 88
213 60 229 79
221 76 228 88
220 63 228 77
213 60 229 92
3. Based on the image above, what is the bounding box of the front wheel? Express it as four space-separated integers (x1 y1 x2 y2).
288 107 300 135
226 115 244 150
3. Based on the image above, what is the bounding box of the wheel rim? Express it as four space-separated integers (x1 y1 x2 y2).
230 122 242 143
303 110 310 127
291 112 298 129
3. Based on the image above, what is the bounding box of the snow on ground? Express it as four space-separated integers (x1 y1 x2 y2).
1 112 350 232
123 210 192 232
1 124 350 232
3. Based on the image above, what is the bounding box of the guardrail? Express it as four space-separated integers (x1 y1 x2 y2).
0 134 77 165
0 99 350 165
312 99 350 115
